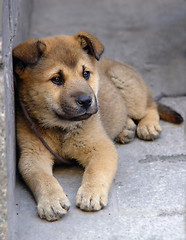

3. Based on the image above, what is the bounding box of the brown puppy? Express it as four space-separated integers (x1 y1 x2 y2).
13 31 183 221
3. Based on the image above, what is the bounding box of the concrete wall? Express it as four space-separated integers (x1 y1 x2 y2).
1 0 32 239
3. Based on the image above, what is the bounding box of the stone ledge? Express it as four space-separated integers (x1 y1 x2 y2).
1 0 32 239
0 35 7 240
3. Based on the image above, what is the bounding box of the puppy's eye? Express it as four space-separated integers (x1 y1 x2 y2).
83 70 90 81
51 76 64 86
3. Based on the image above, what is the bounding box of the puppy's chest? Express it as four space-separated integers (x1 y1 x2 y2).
51 129 88 159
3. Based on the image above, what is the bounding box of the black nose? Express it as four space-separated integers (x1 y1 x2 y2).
77 94 92 110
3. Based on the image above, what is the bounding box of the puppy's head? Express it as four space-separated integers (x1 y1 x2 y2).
13 31 104 129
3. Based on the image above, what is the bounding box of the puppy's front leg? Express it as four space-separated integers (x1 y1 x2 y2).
75 138 118 211
19 150 70 221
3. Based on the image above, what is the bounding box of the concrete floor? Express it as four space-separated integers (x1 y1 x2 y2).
15 0 186 239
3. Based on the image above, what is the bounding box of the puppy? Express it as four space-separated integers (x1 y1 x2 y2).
13 31 183 221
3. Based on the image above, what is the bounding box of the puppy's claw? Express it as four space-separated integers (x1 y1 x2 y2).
116 118 136 144
137 121 162 140
37 194 70 221
76 185 108 212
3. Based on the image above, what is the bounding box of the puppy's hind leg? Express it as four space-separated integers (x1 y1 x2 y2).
137 103 162 140
115 118 136 144
107 61 161 141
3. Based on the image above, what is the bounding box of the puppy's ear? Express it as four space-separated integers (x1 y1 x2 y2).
13 39 46 72
74 31 104 60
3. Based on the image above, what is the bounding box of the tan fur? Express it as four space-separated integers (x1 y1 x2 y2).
13 31 162 221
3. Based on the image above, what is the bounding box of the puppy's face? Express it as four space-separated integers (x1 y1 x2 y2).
13 32 104 128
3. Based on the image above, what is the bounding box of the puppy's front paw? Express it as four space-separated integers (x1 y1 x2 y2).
76 185 108 211
137 120 162 140
37 192 70 221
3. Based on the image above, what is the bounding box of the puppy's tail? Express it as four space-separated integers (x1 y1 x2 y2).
157 102 184 124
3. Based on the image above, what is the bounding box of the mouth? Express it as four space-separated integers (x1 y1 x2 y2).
54 108 98 122
69 113 94 121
